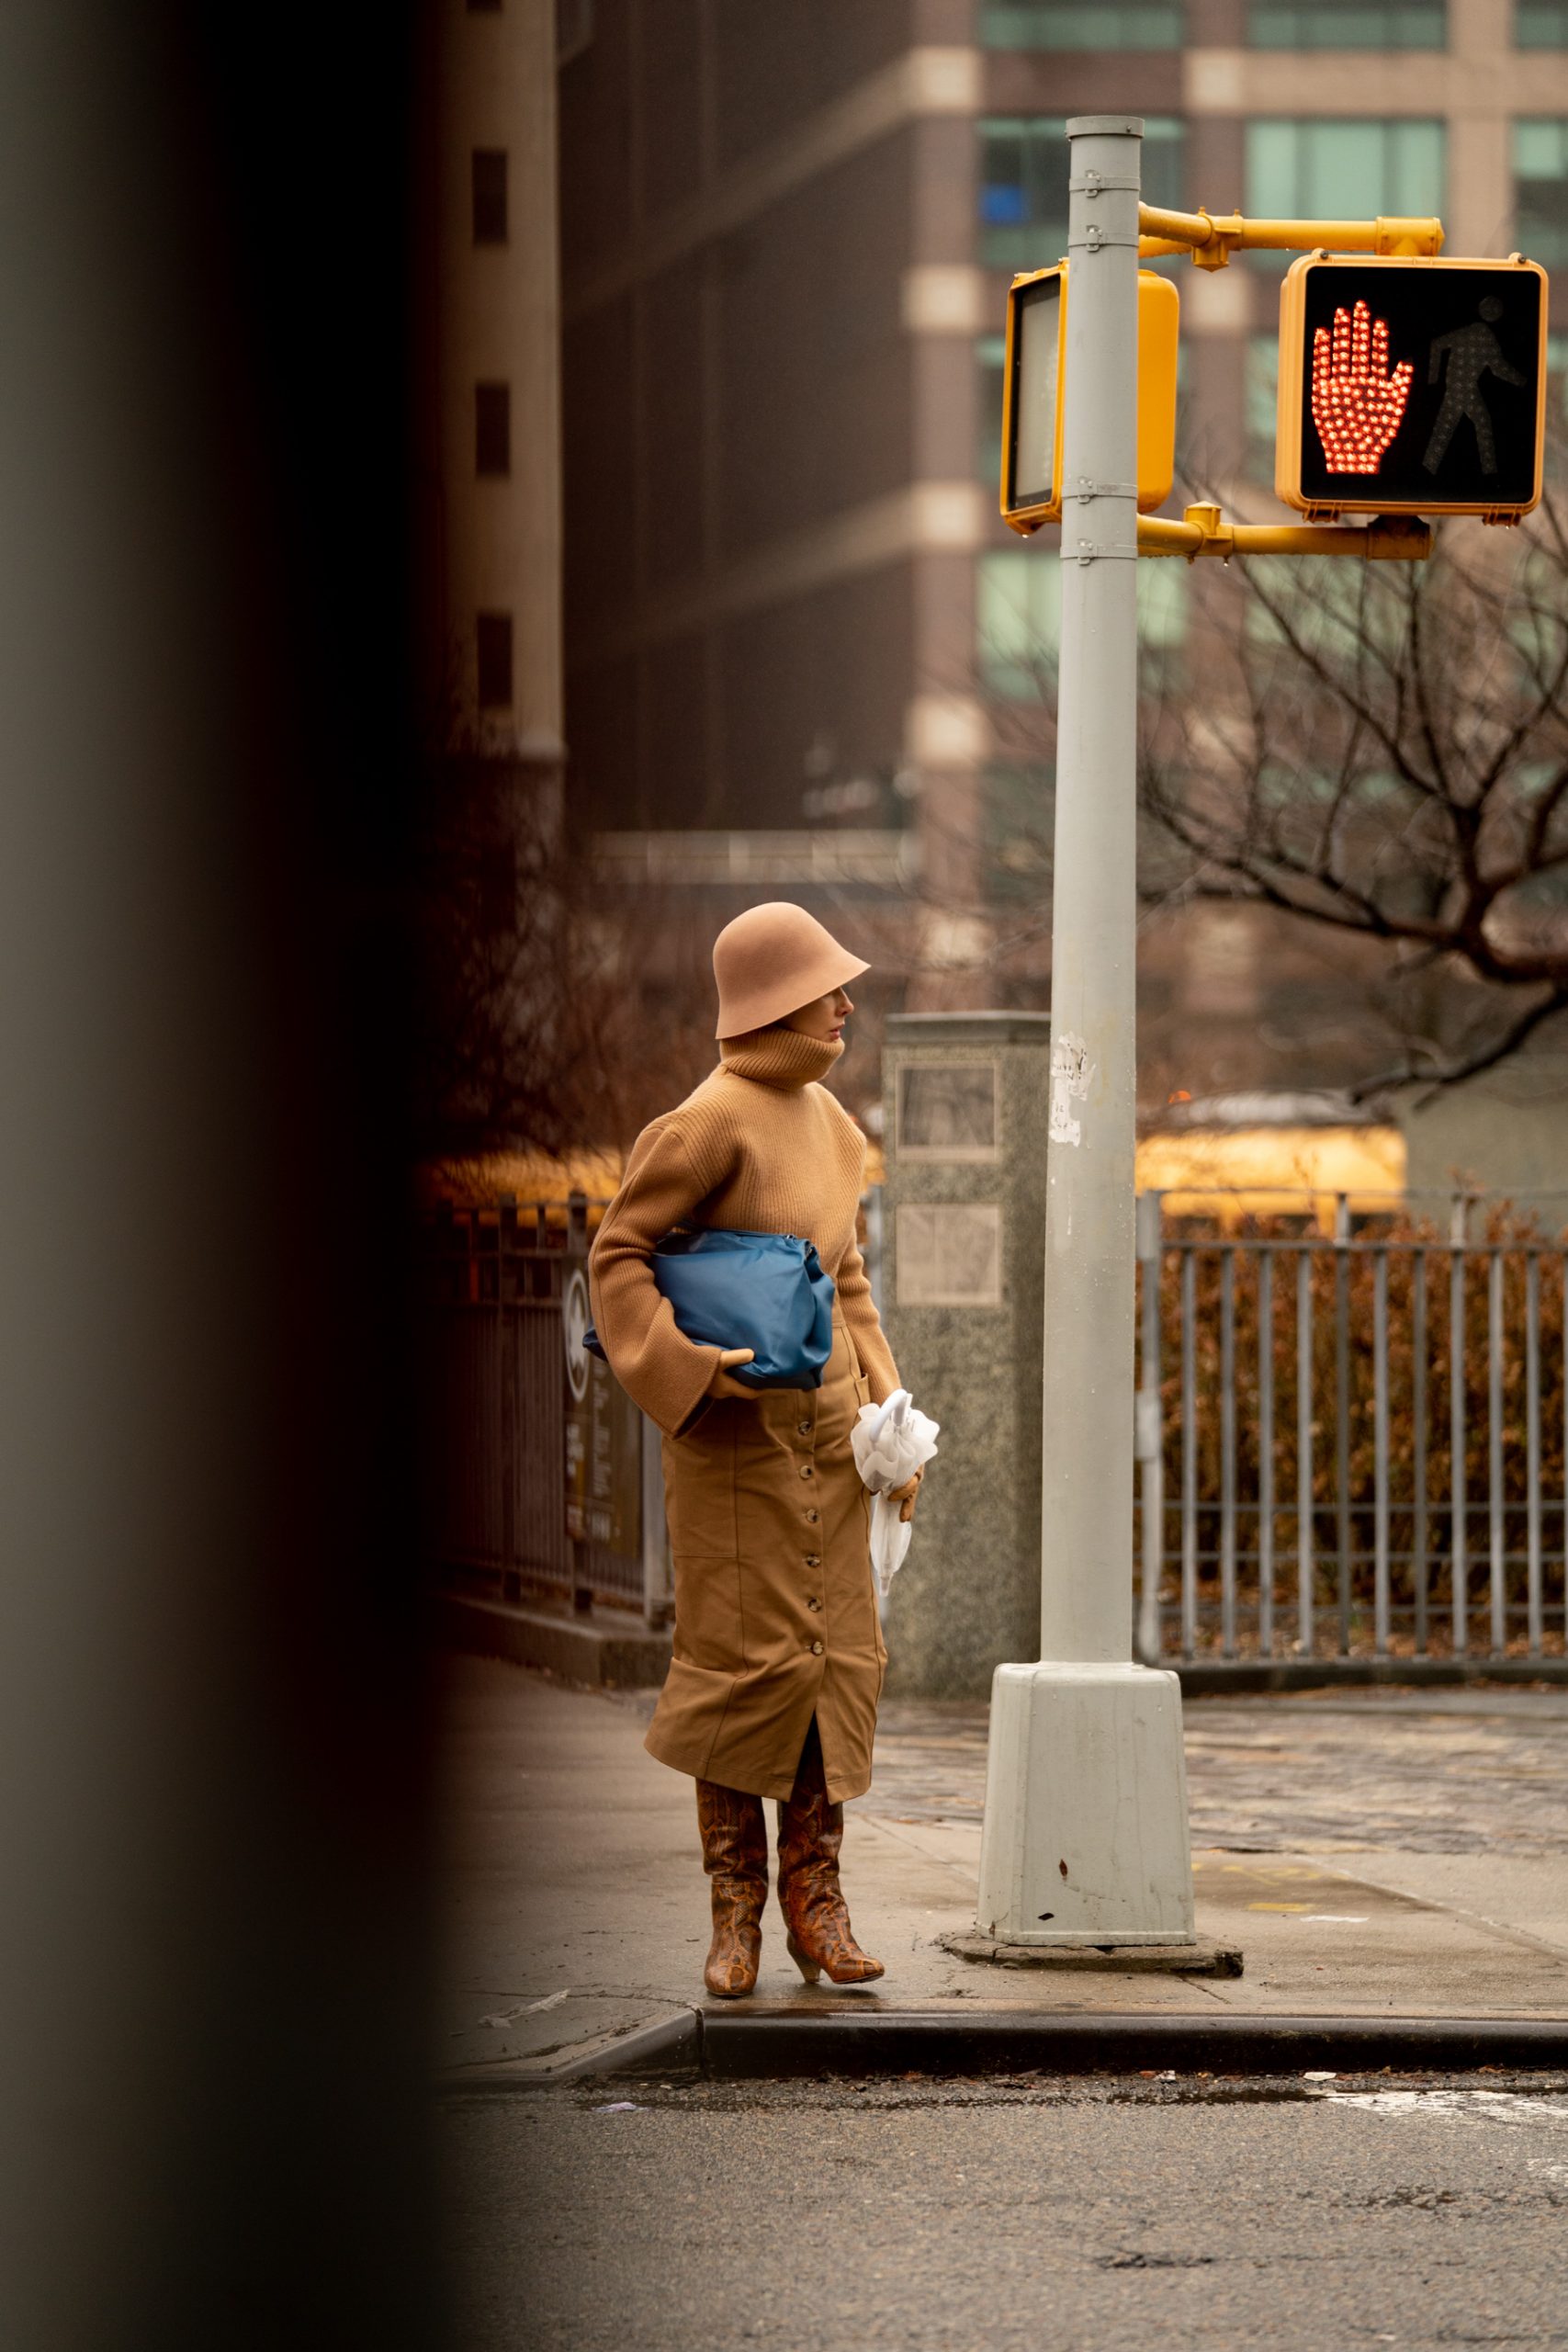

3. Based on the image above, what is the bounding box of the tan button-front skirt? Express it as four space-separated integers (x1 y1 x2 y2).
645 1316 884 1804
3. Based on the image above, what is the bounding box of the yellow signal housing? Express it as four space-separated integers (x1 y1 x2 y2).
1276 252 1548 521
1000 264 1179 534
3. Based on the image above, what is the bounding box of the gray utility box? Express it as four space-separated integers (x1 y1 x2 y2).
879 1012 1049 1699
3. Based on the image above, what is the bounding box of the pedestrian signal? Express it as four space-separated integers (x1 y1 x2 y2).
1276 254 1548 520
1001 264 1179 533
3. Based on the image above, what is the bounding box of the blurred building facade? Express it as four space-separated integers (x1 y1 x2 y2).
552 0 1568 1110
427 0 564 778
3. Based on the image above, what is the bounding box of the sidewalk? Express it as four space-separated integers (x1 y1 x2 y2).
436 1657 1568 2083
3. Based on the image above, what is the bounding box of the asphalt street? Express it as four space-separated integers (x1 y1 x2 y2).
443 2072 1568 2351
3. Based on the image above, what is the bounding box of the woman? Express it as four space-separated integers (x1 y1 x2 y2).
589 901 921 1999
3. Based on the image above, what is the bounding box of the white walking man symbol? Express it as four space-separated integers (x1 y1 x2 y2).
1422 298 1526 476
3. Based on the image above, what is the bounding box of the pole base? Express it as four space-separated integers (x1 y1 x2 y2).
938 1928 1241 1975
976 1659 1196 1946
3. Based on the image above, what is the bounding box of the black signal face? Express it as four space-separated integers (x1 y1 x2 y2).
1280 256 1547 515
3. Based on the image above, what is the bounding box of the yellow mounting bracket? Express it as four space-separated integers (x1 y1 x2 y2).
1136 205 1444 271
1138 503 1433 561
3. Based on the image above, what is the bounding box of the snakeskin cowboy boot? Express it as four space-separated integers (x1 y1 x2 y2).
695 1780 769 1997
776 1719 885 1985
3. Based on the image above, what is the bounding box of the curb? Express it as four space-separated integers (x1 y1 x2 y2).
441 2007 701 2093
441 2008 1568 2089
692 2010 1568 2079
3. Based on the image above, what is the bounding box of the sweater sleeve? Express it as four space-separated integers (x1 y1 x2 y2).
588 1118 724 1439
836 1214 900 1408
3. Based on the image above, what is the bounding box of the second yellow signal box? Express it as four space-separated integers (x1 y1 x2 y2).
1000 264 1179 534
1276 253 1548 520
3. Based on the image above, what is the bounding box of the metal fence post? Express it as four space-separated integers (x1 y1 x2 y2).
1134 1191 1164 1664
1527 1250 1543 1659
1220 1242 1237 1659
1296 1247 1314 1657
1181 1244 1198 1660
640 1413 671 1632
1450 1194 1469 1657
1373 1245 1390 1658
1258 1247 1275 1658
1489 1244 1506 1659
568 1190 592 1615
498 1196 521 1601
1412 1245 1429 1656
1334 1193 1352 1655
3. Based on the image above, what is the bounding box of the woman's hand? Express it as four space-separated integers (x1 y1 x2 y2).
888 1464 924 1523
705 1347 756 1401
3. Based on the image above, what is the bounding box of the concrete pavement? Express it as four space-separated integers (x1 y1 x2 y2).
435 1659 1568 2082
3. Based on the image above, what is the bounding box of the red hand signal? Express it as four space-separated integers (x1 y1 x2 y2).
1310 300 1414 475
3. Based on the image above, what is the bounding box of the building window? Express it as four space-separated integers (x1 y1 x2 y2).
976 333 1008 490
986 764 1054 901
1246 333 1280 481
1546 333 1568 474
1248 0 1445 41
476 613 513 708
979 117 1184 271
1518 3 1568 42
980 2 1182 45
471 150 508 244
1514 120 1568 267
978 549 1058 698
977 549 1186 699
474 382 511 476
1245 119 1444 266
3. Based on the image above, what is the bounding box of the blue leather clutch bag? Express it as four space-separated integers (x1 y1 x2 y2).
585 1227 836 1390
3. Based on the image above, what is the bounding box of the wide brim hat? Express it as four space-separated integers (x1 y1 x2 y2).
713 901 869 1039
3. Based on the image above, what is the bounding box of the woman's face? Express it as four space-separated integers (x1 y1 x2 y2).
784 986 853 1043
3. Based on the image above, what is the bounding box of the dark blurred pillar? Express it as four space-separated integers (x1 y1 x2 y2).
0 5 435 2345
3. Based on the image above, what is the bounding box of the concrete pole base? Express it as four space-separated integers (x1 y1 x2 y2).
976 1660 1197 1946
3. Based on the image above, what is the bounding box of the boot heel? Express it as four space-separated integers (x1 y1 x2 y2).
787 1933 821 1984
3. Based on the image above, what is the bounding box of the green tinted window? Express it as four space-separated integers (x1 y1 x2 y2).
977 550 1059 699
980 116 1184 271
1517 2 1568 40
981 2 1181 44
976 549 1187 699
1245 119 1443 269
977 333 1008 490
1246 334 1280 481
1248 2 1445 43
1515 119 1568 266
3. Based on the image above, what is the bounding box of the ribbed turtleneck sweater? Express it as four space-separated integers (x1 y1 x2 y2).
589 1024 899 1438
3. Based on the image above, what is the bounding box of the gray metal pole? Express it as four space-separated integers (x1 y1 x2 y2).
1040 115 1144 1663
976 114 1192 1951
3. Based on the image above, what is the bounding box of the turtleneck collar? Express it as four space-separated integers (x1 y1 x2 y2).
718 1024 844 1090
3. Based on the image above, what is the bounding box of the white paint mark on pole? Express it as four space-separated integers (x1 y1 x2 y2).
1048 1034 1093 1146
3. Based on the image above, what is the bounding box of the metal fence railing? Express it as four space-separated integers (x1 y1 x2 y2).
1134 1192 1568 1669
419 1194 669 1623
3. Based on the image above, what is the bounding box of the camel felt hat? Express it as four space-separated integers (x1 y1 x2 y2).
712 902 869 1039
